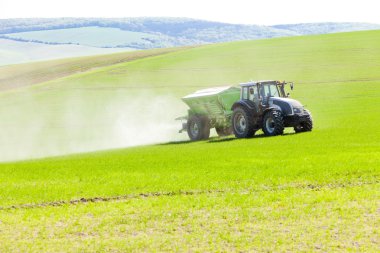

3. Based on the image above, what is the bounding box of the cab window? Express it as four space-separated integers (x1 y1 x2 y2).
248 86 258 101
261 84 280 98
242 87 248 100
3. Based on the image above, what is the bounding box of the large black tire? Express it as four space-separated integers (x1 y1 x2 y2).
262 110 284 136
201 116 211 139
215 126 232 137
232 107 256 138
294 110 313 133
187 115 210 141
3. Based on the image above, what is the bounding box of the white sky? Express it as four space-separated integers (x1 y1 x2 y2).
0 0 379 25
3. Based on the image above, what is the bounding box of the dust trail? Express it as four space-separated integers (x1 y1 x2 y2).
0 90 190 162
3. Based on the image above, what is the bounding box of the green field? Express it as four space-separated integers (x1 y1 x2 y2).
4 26 160 48
0 46 184 91
0 38 131 66
0 30 379 251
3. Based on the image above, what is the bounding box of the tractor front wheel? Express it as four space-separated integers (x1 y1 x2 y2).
294 110 313 133
187 115 210 141
262 110 284 136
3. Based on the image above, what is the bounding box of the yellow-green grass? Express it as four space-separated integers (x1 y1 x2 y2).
0 46 186 91
0 30 379 251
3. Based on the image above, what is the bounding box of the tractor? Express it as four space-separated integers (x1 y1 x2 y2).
178 80 313 141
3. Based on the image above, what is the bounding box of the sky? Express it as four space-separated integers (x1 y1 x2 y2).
1 0 379 25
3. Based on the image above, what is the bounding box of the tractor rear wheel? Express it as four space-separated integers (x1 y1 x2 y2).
262 110 284 136
294 110 313 133
215 126 232 137
232 107 255 138
187 115 210 141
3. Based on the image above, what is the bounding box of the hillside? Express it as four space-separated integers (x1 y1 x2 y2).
1 18 379 50
272 22 380 34
1 30 380 161
0 38 131 66
2 27 164 48
0 46 186 91
0 30 379 251
1 18 379 66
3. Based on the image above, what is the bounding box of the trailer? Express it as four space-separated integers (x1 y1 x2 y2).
178 86 240 140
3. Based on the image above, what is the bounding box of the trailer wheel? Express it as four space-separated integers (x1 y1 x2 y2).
187 115 210 141
200 116 211 140
232 107 255 138
215 126 232 137
262 110 284 136
294 110 313 133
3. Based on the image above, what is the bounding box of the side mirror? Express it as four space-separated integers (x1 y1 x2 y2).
249 88 254 94
290 82 294 90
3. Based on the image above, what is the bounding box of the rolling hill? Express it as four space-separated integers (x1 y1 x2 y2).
0 30 379 251
2 27 163 48
1 18 379 49
0 46 186 91
1 18 379 66
0 38 132 66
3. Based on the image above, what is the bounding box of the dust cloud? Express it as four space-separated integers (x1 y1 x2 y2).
0 91 190 162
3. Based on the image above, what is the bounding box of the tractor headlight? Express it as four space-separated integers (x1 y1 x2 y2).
293 107 303 114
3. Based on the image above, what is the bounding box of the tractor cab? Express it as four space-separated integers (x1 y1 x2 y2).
240 80 291 105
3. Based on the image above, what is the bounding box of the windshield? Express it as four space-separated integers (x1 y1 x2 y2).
259 83 280 98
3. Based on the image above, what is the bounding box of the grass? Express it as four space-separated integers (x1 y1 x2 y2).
1 187 377 251
0 30 379 251
0 46 186 91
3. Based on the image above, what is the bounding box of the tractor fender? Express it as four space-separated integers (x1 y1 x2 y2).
231 100 257 112
263 105 282 115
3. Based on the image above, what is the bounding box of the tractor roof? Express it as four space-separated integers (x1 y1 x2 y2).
240 80 280 87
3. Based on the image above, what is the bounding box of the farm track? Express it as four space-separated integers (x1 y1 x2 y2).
0 190 224 211
1 180 376 211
